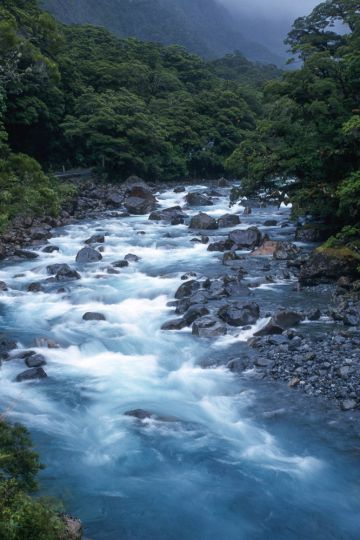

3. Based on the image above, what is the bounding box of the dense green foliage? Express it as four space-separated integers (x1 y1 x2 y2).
0 0 276 231
41 0 283 65
226 0 360 231
0 420 65 540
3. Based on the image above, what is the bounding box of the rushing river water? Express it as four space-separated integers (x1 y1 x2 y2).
1 185 360 540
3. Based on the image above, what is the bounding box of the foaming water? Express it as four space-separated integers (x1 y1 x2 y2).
0 185 359 539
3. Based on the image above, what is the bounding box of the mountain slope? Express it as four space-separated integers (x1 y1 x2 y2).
41 0 284 65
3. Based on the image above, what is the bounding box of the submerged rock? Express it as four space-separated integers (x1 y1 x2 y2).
16 367 47 382
82 312 106 321
47 264 81 281
149 206 188 223
85 234 105 244
76 246 102 263
25 354 46 368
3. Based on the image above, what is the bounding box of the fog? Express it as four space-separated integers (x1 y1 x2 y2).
220 0 320 20
219 0 321 56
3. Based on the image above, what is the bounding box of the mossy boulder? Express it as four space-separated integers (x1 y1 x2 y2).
299 247 360 285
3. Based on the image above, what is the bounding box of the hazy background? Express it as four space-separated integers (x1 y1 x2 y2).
219 0 320 55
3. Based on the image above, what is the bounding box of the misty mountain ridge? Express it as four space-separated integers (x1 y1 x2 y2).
42 0 285 65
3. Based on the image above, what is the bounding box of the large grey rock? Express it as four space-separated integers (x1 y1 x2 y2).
85 234 105 244
189 213 218 230
16 367 47 382
228 227 262 249
185 192 213 206
149 206 188 223
182 305 209 325
175 280 201 299
76 246 102 263
254 309 303 336
218 214 241 228
25 354 46 368
192 317 227 338
124 184 157 215
47 263 81 281
219 302 260 327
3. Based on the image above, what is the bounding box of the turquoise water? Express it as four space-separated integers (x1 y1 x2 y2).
0 186 359 539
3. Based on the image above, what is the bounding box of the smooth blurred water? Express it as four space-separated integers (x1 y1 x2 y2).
0 186 359 540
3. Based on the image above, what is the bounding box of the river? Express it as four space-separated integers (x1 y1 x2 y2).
1 184 359 540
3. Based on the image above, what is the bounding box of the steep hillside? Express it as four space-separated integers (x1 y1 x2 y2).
42 0 284 65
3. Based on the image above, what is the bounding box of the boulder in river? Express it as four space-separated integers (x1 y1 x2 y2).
47 263 81 281
149 206 188 223
112 260 129 268
0 281 8 291
161 318 187 330
217 214 241 228
219 302 260 327
85 234 105 244
124 253 141 262
174 186 186 193
182 305 210 325
189 213 218 230
82 312 106 321
175 280 201 299
16 367 47 382
0 336 17 359
27 282 43 293
124 184 157 215
14 249 39 260
76 246 102 263
255 309 303 336
25 354 46 368
192 316 227 338
185 192 213 207
42 245 60 253
228 227 262 249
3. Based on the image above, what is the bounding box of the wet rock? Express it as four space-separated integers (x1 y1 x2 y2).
263 220 278 227
254 322 284 337
192 317 227 338
185 192 213 206
16 367 47 382
341 399 357 411
30 226 51 241
34 337 60 349
0 336 17 359
82 312 106 321
251 241 279 257
295 225 330 243
124 253 141 262
26 354 46 368
181 272 197 280
124 185 157 215
272 310 303 329
307 308 321 321
299 249 360 285
207 239 235 253
189 212 218 230
227 358 250 372
174 186 186 193
149 206 188 223
85 234 105 244
161 318 187 330
219 302 260 327
191 235 209 244
47 264 81 281
182 305 209 325
273 242 300 261
243 207 252 215
228 227 262 249
112 260 129 268
27 282 43 293
175 280 201 299
218 214 241 228
107 267 120 275
14 249 39 259
76 246 102 263
42 245 60 253
107 193 123 207
0 281 8 291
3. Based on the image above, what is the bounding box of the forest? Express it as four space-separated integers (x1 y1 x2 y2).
0 1 359 538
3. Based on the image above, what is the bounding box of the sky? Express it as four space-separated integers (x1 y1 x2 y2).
218 0 321 55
